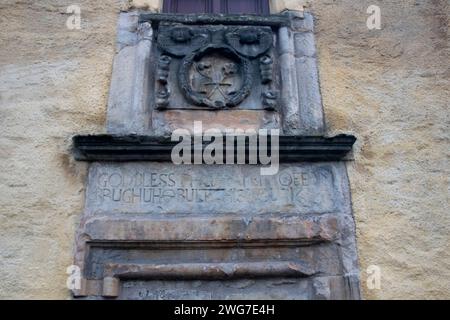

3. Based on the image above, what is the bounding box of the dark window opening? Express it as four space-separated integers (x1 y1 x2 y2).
163 0 270 15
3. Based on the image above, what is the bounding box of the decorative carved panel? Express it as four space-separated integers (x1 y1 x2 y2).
154 23 279 111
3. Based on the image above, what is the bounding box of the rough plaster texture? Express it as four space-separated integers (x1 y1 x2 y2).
0 0 120 299
0 0 448 299
270 0 306 13
310 0 449 299
131 0 162 12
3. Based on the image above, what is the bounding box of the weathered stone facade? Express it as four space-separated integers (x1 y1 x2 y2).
70 9 359 299
0 0 448 299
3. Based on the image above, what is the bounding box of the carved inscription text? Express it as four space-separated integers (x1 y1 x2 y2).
86 163 342 215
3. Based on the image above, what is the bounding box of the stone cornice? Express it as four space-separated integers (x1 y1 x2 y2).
73 134 356 162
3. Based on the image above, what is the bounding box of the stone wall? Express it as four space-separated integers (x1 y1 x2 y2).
311 0 449 299
0 0 448 299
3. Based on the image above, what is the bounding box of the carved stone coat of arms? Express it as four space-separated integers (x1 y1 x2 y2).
155 24 278 110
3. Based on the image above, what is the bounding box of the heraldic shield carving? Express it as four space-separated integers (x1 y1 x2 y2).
155 23 277 110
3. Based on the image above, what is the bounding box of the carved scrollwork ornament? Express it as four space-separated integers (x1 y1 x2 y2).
156 55 172 109
225 27 273 58
157 55 171 83
157 25 210 57
156 87 170 110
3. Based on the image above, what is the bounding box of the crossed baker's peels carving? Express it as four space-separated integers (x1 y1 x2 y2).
191 55 241 107
156 24 277 109
179 45 252 109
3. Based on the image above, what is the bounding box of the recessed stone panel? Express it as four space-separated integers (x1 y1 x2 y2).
85 162 347 216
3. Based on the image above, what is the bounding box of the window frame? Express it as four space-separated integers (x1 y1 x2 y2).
162 0 270 15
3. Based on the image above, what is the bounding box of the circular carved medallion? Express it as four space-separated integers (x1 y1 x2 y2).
179 45 252 109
